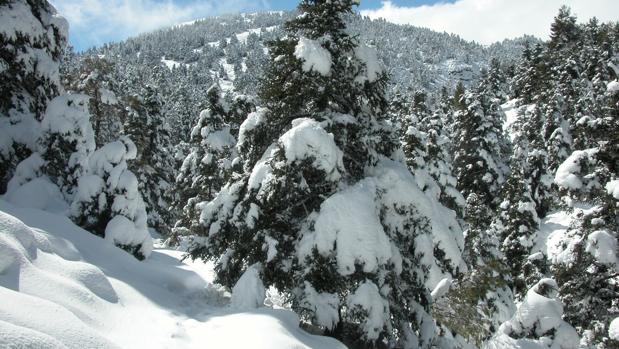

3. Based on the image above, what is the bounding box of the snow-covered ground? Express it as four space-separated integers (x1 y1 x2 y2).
0 199 345 349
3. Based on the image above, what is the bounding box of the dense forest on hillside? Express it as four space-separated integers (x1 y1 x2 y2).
0 0 618 348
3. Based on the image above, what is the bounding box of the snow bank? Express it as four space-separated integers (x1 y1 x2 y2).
294 37 332 76
607 80 619 93
4 177 68 213
0 209 118 348
0 200 346 349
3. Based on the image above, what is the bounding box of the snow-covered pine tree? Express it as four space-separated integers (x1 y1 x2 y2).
511 104 554 217
66 55 126 147
478 58 508 105
400 91 464 216
435 191 511 346
551 67 619 347
124 85 175 236
494 167 544 298
453 89 509 209
173 84 238 238
0 0 67 192
37 94 94 198
71 136 153 260
188 1 466 347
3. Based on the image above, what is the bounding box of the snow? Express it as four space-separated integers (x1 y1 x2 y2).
354 44 383 83
231 264 266 310
487 279 579 349
501 99 521 136
585 230 619 268
279 118 343 180
610 317 619 341
99 88 118 105
4 177 68 214
161 57 182 70
0 199 346 349
554 149 597 190
294 37 332 76
105 215 152 256
537 210 573 266
298 179 393 276
605 179 619 200
42 94 96 155
237 108 267 151
300 281 340 329
298 158 465 288
346 280 389 341
431 277 452 300
607 80 619 93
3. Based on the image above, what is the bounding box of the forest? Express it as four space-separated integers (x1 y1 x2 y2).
0 0 618 348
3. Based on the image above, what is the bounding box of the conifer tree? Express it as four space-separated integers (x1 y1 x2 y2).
124 85 175 236
188 1 465 346
494 167 543 297
0 0 67 192
67 55 126 147
511 104 554 217
173 85 240 238
453 89 509 208
401 91 464 216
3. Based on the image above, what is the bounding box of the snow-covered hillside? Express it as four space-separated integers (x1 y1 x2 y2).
0 199 345 349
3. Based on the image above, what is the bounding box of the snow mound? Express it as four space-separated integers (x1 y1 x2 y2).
607 80 619 93
0 200 345 349
0 209 118 348
294 37 332 76
231 264 266 310
4 177 68 213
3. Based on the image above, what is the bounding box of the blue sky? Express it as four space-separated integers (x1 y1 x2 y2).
50 0 618 51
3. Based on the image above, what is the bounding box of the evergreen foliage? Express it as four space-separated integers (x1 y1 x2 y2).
0 0 67 192
188 1 464 347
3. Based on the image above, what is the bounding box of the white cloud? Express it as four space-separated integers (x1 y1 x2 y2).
49 0 270 49
360 0 619 44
